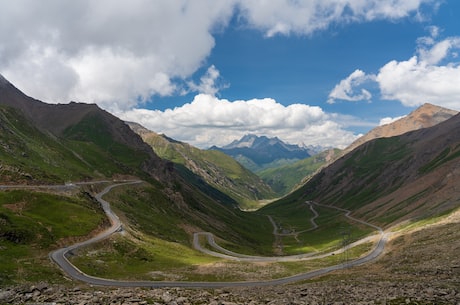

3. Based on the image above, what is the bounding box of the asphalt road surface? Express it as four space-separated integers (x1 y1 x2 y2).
44 181 388 288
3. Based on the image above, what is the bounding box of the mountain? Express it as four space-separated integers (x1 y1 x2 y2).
210 134 311 172
0 74 170 184
2 74 459 292
256 104 457 197
0 74 274 257
258 148 342 196
344 103 458 154
127 122 277 209
264 111 460 228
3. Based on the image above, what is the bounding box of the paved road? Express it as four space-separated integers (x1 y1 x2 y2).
42 182 388 288
49 181 141 282
194 201 385 263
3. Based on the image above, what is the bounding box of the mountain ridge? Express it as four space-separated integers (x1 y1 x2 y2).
345 103 458 154
210 134 312 172
127 123 277 208
290 111 460 227
0 74 276 264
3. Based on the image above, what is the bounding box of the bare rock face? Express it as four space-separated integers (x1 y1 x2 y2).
345 103 458 154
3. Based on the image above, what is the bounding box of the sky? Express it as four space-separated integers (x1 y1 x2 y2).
1 0 460 149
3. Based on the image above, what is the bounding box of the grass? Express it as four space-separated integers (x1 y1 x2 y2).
259 193 377 255
70 230 375 282
280 206 376 255
391 207 459 233
0 106 151 183
0 189 106 285
104 182 275 255
142 133 277 208
418 145 460 174
70 234 219 281
258 149 342 196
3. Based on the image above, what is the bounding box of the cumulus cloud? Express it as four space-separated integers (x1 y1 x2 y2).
0 0 439 108
0 0 234 109
237 0 435 37
327 69 374 104
0 0 444 149
187 65 229 96
377 35 460 109
328 29 460 111
119 94 358 148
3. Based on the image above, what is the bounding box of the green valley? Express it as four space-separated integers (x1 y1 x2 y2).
0 75 459 295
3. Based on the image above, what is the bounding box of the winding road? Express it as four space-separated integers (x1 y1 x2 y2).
21 181 388 288
194 201 385 262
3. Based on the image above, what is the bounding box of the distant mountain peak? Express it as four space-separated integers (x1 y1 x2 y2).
211 134 312 171
225 134 259 148
222 134 291 150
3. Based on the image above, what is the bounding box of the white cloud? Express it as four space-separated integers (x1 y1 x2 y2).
187 65 228 96
0 0 439 108
377 36 460 110
0 0 234 109
379 115 406 126
327 69 374 104
328 30 460 111
237 0 436 37
119 94 358 149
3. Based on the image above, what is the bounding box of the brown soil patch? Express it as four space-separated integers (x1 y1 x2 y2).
3 201 27 214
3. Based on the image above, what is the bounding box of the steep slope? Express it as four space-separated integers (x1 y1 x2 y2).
267 112 460 228
257 104 457 197
345 103 457 154
210 134 311 172
258 148 341 195
0 75 274 257
127 123 277 208
0 74 170 183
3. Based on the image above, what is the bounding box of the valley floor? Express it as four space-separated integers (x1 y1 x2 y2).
2 210 459 304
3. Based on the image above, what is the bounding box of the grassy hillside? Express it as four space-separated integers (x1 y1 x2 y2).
2 75 459 287
258 149 341 195
0 188 106 285
129 126 277 209
268 114 460 229
0 99 275 284
0 106 157 183
0 106 101 183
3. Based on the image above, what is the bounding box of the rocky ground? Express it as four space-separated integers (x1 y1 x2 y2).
1 280 458 305
1 215 459 305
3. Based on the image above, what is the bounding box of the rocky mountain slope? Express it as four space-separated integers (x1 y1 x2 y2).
210 134 311 172
292 111 460 227
345 103 458 153
128 122 276 208
272 103 459 199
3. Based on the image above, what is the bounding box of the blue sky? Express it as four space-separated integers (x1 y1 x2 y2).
1 1 460 148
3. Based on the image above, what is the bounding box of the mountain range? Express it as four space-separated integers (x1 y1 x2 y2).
0 73 459 295
209 134 313 172
0 74 273 257
127 122 277 208
264 109 460 228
